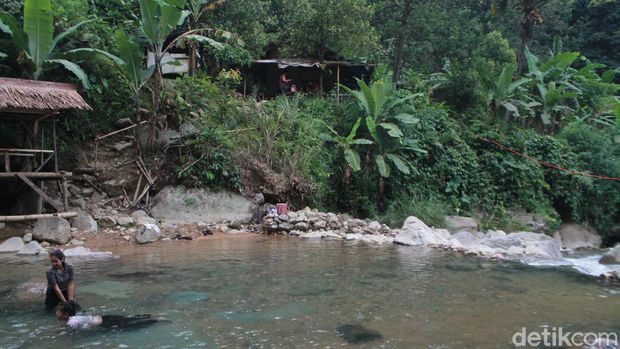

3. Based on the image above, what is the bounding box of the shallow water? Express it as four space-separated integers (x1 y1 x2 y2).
1 237 618 348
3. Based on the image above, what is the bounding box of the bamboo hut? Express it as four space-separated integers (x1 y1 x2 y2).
0 77 91 222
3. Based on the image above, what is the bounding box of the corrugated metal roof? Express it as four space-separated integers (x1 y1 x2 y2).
254 59 371 69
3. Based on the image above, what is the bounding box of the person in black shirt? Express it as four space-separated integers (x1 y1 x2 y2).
45 249 75 312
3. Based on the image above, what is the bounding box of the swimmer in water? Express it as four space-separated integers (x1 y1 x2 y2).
56 301 170 330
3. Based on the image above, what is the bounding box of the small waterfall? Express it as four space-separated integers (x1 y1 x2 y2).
563 254 619 276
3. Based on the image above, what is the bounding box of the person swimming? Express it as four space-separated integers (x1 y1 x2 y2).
56 301 170 330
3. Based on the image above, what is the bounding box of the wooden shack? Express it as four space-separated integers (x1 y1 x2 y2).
0 78 91 222
248 59 373 99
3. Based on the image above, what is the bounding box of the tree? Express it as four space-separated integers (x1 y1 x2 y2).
391 0 414 85
136 0 227 146
185 0 226 75
494 0 550 77
114 30 154 150
569 0 620 67
278 0 379 60
0 0 117 88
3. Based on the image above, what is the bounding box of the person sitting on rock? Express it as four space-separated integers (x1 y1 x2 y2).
45 249 75 312
56 301 171 330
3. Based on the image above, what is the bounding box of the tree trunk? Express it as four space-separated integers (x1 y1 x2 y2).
378 176 385 212
515 19 533 78
393 0 413 85
188 44 198 76
515 1 545 78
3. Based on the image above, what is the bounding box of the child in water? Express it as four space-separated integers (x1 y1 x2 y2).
56 301 170 330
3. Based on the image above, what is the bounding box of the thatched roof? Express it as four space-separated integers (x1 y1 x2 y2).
0 78 91 117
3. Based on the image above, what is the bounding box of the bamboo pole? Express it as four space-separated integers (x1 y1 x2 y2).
52 117 58 172
0 212 77 223
95 120 148 141
0 172 72 178
62 177 69 211
337 65 340 103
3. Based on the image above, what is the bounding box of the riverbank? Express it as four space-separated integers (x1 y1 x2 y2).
1 206 619 283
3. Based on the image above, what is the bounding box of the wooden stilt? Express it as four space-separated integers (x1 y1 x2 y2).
62 176 69 211
52 116 58 172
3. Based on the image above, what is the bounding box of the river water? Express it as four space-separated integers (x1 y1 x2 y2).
1 237 618 348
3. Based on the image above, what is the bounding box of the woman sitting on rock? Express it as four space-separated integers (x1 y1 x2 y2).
45 249 75 312
56 301 170 330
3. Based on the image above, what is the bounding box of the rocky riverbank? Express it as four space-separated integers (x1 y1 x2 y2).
263 208 620 282
1 203 619 282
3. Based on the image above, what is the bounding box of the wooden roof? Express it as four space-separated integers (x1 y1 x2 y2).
0 78 91 120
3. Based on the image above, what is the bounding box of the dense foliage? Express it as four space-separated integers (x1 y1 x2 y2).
1 0 618 243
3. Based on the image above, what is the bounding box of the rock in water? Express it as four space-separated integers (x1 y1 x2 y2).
600 245 620 265
12 281 46 302
0 237 25 253
336 324 383 344
63 246 114 259
136 223 161 244
394 216 449 246
33 217 71 244
17 241 47 256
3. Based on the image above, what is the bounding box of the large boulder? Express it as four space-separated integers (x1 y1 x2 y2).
600 245 620 265
98 216 117 229
512 212 548 234
523 240 563 260
481 235 522 250
444 216 478 233
0 237 25 253
71 211 98 233
449 231 482 248
394 216 449 247
557 224 602 250
151 186 255 224
33 217 71 244
101 179 128 197
136 223 161 244
508 232 562 261
17 241 47 256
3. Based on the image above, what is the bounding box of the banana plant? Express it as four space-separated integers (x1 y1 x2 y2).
342 75 425 209
115 31 154 95
523 46 582 127
322 118 373 184
342 76 420 177
488 62 535 118
0 0 118 88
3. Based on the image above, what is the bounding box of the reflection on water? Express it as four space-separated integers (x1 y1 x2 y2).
0 238 618 348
